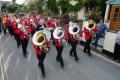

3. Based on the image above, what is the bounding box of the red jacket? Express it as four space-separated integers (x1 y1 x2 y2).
84 27 98 40
33 40 51 55
20 32 29 40
13 23 20 35
53 38 63 47
45 20 52 28
26 24 33 33
51 21 58 29
53 32 68 47
14 28 21 35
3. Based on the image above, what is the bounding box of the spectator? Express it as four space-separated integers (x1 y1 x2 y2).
0 17 2 33
113 30 120 63
92 19 108 48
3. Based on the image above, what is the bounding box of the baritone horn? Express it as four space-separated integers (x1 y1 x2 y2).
32 31 48 52
53 27 67 46
69 22 81 41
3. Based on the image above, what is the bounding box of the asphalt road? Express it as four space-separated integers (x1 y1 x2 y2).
1 33 120 80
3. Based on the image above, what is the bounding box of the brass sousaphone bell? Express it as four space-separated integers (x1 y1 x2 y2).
32 31 48 52
69 22 81 41
53 27 67 46
53 27 65 39
85 20 96 38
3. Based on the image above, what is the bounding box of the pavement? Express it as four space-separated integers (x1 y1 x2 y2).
0 33 120 80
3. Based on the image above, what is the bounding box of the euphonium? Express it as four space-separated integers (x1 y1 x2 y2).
69 22 81 41
32 31 48 52
53 27 67 46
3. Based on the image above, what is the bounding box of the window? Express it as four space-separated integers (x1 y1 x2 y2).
115 8 119 12
113 7 120 23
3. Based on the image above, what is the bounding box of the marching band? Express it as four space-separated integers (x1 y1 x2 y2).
0 12 98 78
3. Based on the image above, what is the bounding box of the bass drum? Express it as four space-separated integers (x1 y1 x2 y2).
42 28 52 41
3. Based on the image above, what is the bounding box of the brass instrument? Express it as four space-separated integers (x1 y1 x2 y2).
69 22 81 41
88 23 96 38
20 25 30 35
32 31 48 53
85 20 96 38
53 27 67 46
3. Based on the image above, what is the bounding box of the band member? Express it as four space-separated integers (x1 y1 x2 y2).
2 15 8 35
53 38 65 68
20 23 31 57
113 30 120 62
33 31 51 78
29 19 36 37
83 19 98 56
53 27 67 68
13 22 21 48
36 18 46 31
0 17 2 33
68 21 82 61
7 18 14 36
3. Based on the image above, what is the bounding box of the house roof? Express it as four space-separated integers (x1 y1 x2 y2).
106 0 120 5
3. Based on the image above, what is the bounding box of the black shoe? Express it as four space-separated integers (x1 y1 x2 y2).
56 57 59 62
42 73 46 78
38 63 40 67
75 58 79 62
70 53 73 57
83 50 87 53
61 63 64 68
88 53 92 57
23 53 27 57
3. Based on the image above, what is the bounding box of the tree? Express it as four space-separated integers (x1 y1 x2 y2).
46 0 58 14
57 0 83 14
27 0 44 13
84 0 107 19
97 0 107 18
6 4 18 13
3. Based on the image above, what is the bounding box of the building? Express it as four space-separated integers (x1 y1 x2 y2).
104 0 120 30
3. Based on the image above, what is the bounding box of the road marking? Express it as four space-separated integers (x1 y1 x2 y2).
27 49 31 62
15 58 20 67
0 33 8 80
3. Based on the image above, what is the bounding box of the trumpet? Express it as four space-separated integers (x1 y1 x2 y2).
32 31 48 53
69 22 81 41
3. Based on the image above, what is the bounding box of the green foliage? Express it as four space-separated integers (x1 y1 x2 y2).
27 0 44 13
6 4 19 13
97 0 107 18
83 0 107 19
57 0 69 13
47 0 58 14
57 0 83 14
